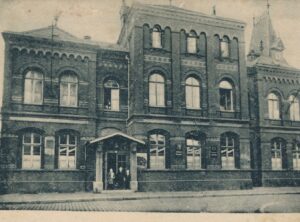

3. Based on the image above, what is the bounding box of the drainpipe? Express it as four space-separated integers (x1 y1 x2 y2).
125 54 130 129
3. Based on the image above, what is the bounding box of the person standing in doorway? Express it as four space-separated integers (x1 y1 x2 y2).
115 166 125 189
124 169 131 189
107 168 115 190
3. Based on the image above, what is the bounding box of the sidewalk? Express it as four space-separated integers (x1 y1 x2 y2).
0 187 300 204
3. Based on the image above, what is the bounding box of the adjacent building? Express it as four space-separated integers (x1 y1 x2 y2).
0 2 299 193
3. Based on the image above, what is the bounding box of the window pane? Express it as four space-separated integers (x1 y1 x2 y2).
69 135 76 145
193 86 200 108
152 31 161 48
149 83 156 106
187 37 197 53
59 147 67 156
156 83 165 106
111 89 120 111
60 135 68 145
23 145 31 155
33 80 43 103
33 145 41 155
221 41 229 57
23 133 32 144
186 86 192 108
24 79 33 103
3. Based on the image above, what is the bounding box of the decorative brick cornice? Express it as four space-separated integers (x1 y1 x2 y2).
181 59 206 68
98 61 127 69
216 63 238 72
144 55 171 64
262 76 300 85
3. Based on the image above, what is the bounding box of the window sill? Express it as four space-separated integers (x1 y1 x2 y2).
103 109 120 112
149 105 166 108
23 103 43 106
60 105 78 108
186 107 201 110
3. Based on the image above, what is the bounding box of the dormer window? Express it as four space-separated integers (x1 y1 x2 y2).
152 26 162 48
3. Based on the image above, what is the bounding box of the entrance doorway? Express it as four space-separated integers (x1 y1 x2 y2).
104 151 130 190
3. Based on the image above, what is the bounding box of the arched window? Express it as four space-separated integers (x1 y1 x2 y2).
220 133 238 169
24 70 43 104
221 36 230 58
231 38 239 60
268 93 280 119
219 80 233 111
149 133 166 169
185 77 200 109
186 132 205 169
271 138 284 170
199 33 207 57
149 74 165 107
152 26 162 48
104 79 120 111
213 35 220 58
22 132 42 169
293 142 300 170
187 31 197 54
58 132 77 169
60 73 78 107
289 95 300 121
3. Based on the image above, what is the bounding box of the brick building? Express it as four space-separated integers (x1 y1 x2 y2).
0 2 299 193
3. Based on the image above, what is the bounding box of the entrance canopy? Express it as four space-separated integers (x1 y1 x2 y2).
89 132 145 145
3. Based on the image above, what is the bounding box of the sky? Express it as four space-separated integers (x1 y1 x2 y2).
0 0 300 105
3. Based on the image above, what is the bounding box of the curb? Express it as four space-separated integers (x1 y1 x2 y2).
1 191 300 205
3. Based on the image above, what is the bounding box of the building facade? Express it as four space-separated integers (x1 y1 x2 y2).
0 2 299 193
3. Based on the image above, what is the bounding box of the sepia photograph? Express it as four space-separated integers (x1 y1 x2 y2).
0 0 300 221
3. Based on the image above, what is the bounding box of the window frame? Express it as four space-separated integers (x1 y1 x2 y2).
289 95 300 121
220 37 230 58
220 134 236 170
152 26 162 49
149 73 165 107
271 139 283 170
268 93 280 120
187 31 197 54
185 77 200 109
149 133 166 169
293 143 300 170
219 80 234 112
104 79 120 111
186 137 202 169
22 132 42 169
24 70 44 105
59 73 78 107
58 133 77 170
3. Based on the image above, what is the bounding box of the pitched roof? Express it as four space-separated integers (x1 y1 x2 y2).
248 10 290 67
89 132 145 145
8 25 128 52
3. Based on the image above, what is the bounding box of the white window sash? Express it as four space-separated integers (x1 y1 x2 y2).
187 37 197 54
152 31 161 48
111 89 120 111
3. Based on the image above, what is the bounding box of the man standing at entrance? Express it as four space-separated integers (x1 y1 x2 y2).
115 166 125 189
124 169 131 189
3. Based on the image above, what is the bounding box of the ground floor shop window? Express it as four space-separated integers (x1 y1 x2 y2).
22 132 42 169
149 133 166 169
293 143 300 170
58 133 77 169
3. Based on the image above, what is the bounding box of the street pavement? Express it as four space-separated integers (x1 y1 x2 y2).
0 193 299 212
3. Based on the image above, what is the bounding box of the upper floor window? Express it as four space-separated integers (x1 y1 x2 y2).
221 37 230 58
293 142 300 170
60 73 78 107
220 133 237 169
58 133 77 169
289 95 300 121
24 70 43 104
187 31 197 54
152 26 162 48
185 77 200 109
104 79 120 111
271 139 284 170
268 93 280 120
149 133 166 169
219 80 233 111
22 132 42 169
149 74 165 107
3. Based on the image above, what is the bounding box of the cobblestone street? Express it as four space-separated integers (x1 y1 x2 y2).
1 193 299 213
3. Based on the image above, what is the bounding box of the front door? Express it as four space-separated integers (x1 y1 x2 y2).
104 151 130 190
